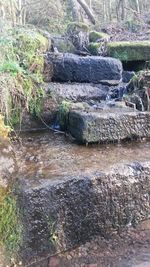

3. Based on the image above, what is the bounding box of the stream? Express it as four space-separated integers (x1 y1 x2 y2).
14 131 150 180
12 132 150 267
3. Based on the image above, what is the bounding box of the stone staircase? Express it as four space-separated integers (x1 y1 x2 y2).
44 53 150 144
15 53 150 266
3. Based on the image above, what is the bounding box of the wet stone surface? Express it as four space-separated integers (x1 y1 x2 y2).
17 161 150 265
11 133 150 267
48 54 122 83
14 132 150 179
0 141 17 188
68 110 150 144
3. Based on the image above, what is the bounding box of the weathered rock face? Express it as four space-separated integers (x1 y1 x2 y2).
0 141 17 188
68 109 150 143
46 82 109 102
47 54 122 83
17 162 150 265
107 41 150 61
66 23 89 51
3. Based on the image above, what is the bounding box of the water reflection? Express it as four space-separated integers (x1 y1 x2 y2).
14 132 150 179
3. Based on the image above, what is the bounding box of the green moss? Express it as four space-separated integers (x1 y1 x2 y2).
107 41 150 61
89 31 109 42
0 37 15 64
0 189 23 260
12 28 49 69
59 101 71 130
88 42 101 55
0 60 24 76
0 27 49 126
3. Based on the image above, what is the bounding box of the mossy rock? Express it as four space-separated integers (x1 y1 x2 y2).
13 27 49 69
67 22 89 32
89 31 109 42
88 42 101 55
13 27 50 53
52 36 75 53
107 41 150 61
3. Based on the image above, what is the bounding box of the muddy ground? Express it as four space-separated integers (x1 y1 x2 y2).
48 220 150 267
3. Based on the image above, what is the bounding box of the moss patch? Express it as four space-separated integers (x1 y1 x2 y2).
89 31 109 42
88 42 101 55
107 41 150 61
58 100 71 130
0 189 23 261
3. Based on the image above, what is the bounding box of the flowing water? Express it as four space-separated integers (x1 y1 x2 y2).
11 132 150 267
14 131 150 180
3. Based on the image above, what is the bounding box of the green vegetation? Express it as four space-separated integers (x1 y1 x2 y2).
88 42 101 55
0 189 23 260
89 31 109 42
0 27 49 126
59 101 71 130
48 219 59 247
0 115 11 140
107 41 150 61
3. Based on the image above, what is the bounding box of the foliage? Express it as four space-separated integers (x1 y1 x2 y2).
0 190 23 259
0 27 48 125
0 61 24 76
0 115 11 140
27 0 68 33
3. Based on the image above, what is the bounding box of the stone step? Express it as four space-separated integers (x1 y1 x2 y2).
107 41 150 62
46 82 110 102
46 53 122 83
68 108 150 143
17 161 150 265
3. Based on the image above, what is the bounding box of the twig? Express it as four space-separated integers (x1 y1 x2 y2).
39 116 65 135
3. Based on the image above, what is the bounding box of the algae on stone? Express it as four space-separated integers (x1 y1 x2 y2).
107 41 150 61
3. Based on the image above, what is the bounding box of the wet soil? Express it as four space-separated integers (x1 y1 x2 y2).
13 131 150 180
49 221 150 267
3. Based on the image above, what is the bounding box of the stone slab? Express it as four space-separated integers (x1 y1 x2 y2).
46 82 109 102
47 53 122 83
17 162 150 265
68 109 150 143
107 41 150 61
